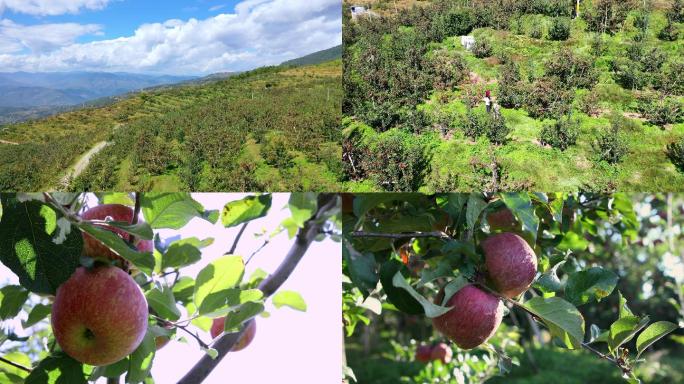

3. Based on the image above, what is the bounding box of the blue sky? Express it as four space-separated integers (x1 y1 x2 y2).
0 0 341 75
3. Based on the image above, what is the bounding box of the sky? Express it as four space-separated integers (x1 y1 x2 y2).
0 0 342 75
0 193 342 383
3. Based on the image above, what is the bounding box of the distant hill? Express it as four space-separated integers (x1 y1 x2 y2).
0 72 193 109
281 45 342 67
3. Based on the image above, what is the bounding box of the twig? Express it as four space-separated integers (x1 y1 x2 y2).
228 223 248 254
350 231 451 240
245 239 269 266
177 194 338 384
141 270 179 288
0 356 32 373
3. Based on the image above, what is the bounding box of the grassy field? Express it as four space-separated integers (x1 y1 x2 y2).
0 60 342 191
342 1 684 191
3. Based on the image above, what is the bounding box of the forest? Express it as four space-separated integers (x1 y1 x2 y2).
0 60 342 191
342 0 684 192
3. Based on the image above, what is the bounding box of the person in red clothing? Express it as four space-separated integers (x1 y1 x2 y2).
484 89 492 113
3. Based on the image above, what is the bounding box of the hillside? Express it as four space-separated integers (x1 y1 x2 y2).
282 45 343 66
342 0 684 192
0 59 342 191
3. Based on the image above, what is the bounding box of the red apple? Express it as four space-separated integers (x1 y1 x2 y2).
415 344 432 363
430 342 453 363
482 232 537 298
81 204 154 266
51 266 148 366
432 285 503 349
210 318 257 352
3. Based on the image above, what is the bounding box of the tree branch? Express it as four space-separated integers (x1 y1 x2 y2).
128 192 141 246
177 194 338 384
350 231 450 240
228 223 249 255
0 356 32 373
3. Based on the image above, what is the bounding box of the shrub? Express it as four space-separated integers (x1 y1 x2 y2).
498 61 527 109
579 90 601 116
442 9 475 37
658 19 679 41
472 39 493 58
612 57 646 90
460 108 510 144
429 49 469 90
487 112 511 144
583 0 634 35
525 77 574 119
545 49 598 89
591 33 606 56
529 24 543 39
633 12 649 32
539 115 580 150
548 17 571 40
593 121 628 164
662 61 684 95
667 138 684 172
668 0 684 23
637 95 684 127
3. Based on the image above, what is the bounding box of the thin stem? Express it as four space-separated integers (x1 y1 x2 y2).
228 223 249 255
350 231 451 240
0 356 32 373
128 192 141 246
141 270 179 288
245 239 269 266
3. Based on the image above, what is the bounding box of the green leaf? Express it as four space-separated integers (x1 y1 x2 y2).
90 357 129 380
289 192 318 227
97 193 134 206
378 260 422 315
636 321 679 358
25 353 86 384
221 195 272 228
343 242 378 298
0 285 29 320
77 222 154 275
246 268 268 288
146 285 181 321
126 329 156 383
618 291 633 319
440 277 468 306
272 291 307 311
609 316 649 353
90 220 153 241
523 297 585 349
23 303 52 328
162 237 213 269
465 193 487 229
392 272 452 318
557 232 589 252
201 289 264 318
0 196 82 295
194 255 245 315
500 193 539 242
565 267 618 306
141 193 205 229
0 352 31 379
172 277 195 304
224 303 264 331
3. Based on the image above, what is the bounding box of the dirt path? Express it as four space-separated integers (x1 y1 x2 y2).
58 141 109 188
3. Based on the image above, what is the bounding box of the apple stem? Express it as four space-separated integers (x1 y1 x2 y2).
0 356 31 373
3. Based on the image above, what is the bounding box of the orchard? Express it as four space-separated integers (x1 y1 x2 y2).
0 192 340 383
342 193 684 383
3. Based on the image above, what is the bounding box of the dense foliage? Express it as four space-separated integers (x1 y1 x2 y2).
343 192 684 384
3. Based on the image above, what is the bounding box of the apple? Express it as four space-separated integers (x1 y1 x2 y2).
430 342 453 363
415 344 432 363
482 232 537 298
210 318 257 352
81 204 154 265
51 265 148 366
432 285 503 349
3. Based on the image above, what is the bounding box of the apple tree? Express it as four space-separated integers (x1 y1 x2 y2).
0 192 340 383
342 193 683 383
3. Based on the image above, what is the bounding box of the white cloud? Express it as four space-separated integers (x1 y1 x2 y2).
0 0 341 75
0 0 112 16
0 19 102 54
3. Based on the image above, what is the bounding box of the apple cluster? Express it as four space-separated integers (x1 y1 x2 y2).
432 210 537 350
51 204 151 366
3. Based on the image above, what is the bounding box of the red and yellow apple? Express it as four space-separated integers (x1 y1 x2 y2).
51 266 149 366
482 232 537 298
415 345 433 363
430 342 453 363
210 317 257 352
